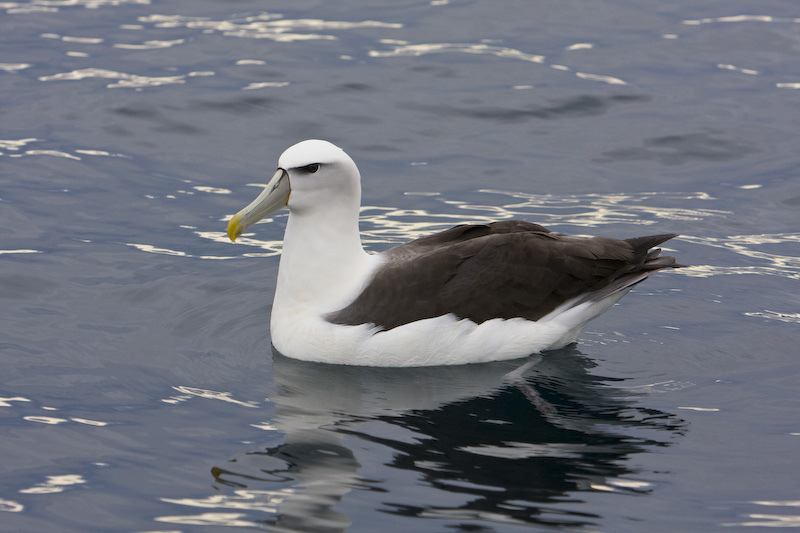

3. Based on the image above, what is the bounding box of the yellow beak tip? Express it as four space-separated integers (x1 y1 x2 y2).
227 215 243 243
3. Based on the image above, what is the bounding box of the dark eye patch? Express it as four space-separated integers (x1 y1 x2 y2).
300 163 320 173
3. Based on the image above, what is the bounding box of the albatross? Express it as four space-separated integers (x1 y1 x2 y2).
227 140 682 367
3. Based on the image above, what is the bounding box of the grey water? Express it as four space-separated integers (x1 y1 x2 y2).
2 0 799 531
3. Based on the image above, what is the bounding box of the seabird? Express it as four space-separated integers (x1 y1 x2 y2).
227 140 682 367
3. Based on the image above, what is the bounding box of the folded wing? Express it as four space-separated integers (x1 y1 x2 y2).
326 221 681 330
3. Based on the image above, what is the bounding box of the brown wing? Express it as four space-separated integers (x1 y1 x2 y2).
326 221 681 330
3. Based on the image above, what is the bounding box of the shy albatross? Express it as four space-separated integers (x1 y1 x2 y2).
227 140 682 367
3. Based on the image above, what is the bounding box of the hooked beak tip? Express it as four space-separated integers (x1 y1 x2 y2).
227 213 243 243
226 168 290 244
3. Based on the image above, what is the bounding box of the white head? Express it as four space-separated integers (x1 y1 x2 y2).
279 140 361 216
227 140 361 241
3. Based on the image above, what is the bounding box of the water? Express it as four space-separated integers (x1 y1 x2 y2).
2 0 799 531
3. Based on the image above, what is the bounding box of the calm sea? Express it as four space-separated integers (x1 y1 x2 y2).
2 0 799 531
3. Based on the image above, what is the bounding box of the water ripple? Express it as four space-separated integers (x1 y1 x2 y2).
677 13 800 92
370 43 545 64
683 15 800 26
161 489 291 514
679 233 800 280
0 249 41 256
0 498 24 513
356 190 727 246
39 67 213 89
723 500 800 528
154 512 261 527
40 32 103 44
18 474 86 495
113 38 184 50
2 0 150 14
139 12 402 43
0 63 32 72
469 190 726 228
0 138 126 159
371 42 627 85
0 396 31 407
162 386 260 408
1 393 109 428
744 310 800 324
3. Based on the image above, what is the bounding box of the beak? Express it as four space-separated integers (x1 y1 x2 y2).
227 168 290 242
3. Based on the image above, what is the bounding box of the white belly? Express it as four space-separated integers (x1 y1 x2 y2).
269 291 627 367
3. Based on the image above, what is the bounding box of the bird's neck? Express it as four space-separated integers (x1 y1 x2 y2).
273 205 376 315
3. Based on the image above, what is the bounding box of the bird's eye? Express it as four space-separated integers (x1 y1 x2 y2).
301 163 320 173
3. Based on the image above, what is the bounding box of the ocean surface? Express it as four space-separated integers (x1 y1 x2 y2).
2 1 799 531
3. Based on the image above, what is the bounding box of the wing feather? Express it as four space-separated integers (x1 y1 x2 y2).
326 222 681 330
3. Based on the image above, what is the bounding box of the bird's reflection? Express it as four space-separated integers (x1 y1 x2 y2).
203 348 685 531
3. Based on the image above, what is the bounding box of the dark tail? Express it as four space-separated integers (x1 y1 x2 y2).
625 233 686 270
578 234 684 305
